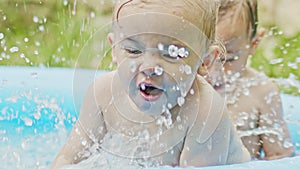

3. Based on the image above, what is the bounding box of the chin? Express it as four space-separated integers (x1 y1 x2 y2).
130 91 167 116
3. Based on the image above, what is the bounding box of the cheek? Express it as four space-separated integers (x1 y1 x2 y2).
169 73 196 97
117 60 137 84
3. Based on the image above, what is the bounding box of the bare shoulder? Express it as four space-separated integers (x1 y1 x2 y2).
179 76 250 166
79 71 115 127
189 75 227 143
93 71 114 93
245 67 280 96
89 71 115 106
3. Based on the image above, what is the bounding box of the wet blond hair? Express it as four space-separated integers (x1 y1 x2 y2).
112 0 221 42
219 0 258 39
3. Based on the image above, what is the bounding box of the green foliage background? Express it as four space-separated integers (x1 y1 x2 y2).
0 0 112 69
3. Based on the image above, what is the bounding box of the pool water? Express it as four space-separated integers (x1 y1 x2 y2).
0 66 300 169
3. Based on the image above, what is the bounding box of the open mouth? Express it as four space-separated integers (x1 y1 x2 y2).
139 82 164 101
213 82 225 91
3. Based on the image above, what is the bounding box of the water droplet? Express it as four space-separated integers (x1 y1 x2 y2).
177 96 185 107
33 16 39 23
282 50 288 54
168 45 178 58
21 139 30 149
249 122 255 129
176 116 181 122
33 112 41 120
242 88 250 96
63 0 68 6
235 118 245 127
249 113 256 120
140 130 150 139
141 83 146 90
24 37 29 42
265 91 277 104
190 88 195 95
184 65 192 75
178 124 183 130
178 47 189 58
9 46 19 53
13 152 21 163
158 43 164 51
43 17 47 23
167 103 172 109
38 25 45 31
159 143 166 149
75 127 80 134
109 62 114 70
90 12 95 18
23 117 33 126
20 53 25 58
25 58 30 63
81 138 87 146
283 139 293 148
154 66 163 76
0 33 4 40
288 62 298 69
269 138 275 143
179 64 185 73
35 41 41 46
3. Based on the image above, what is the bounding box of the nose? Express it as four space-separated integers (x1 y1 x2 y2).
142 67 156 77
139 49 163 77
141 65 164 78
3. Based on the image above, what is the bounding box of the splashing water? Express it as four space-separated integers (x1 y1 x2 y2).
177 96 185 107
1 0 300 168
154 66 163 76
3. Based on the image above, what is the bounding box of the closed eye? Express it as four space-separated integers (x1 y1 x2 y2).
123 46 143 55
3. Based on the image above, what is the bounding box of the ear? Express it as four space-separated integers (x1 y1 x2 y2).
107 33 117 64
198 45 220 76
251 28 265 50
107 32 114 46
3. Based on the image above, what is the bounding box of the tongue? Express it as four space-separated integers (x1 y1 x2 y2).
145 87 162 96
139 84 163 101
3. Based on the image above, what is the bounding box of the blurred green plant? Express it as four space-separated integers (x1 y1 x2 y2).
251 27 300 95
0 0 113 69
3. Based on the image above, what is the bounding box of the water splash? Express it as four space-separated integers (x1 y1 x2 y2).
154 66 163 76
177 96 185 107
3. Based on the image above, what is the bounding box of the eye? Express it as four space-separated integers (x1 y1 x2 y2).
123 46 142 55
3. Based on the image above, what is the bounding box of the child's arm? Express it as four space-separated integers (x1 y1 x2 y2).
50 79 107 169
259 80 295 160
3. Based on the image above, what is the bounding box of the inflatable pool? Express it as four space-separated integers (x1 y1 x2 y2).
0 66 299 169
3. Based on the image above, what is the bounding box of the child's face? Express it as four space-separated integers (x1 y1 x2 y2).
217 9 254 75
110 12 207 115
